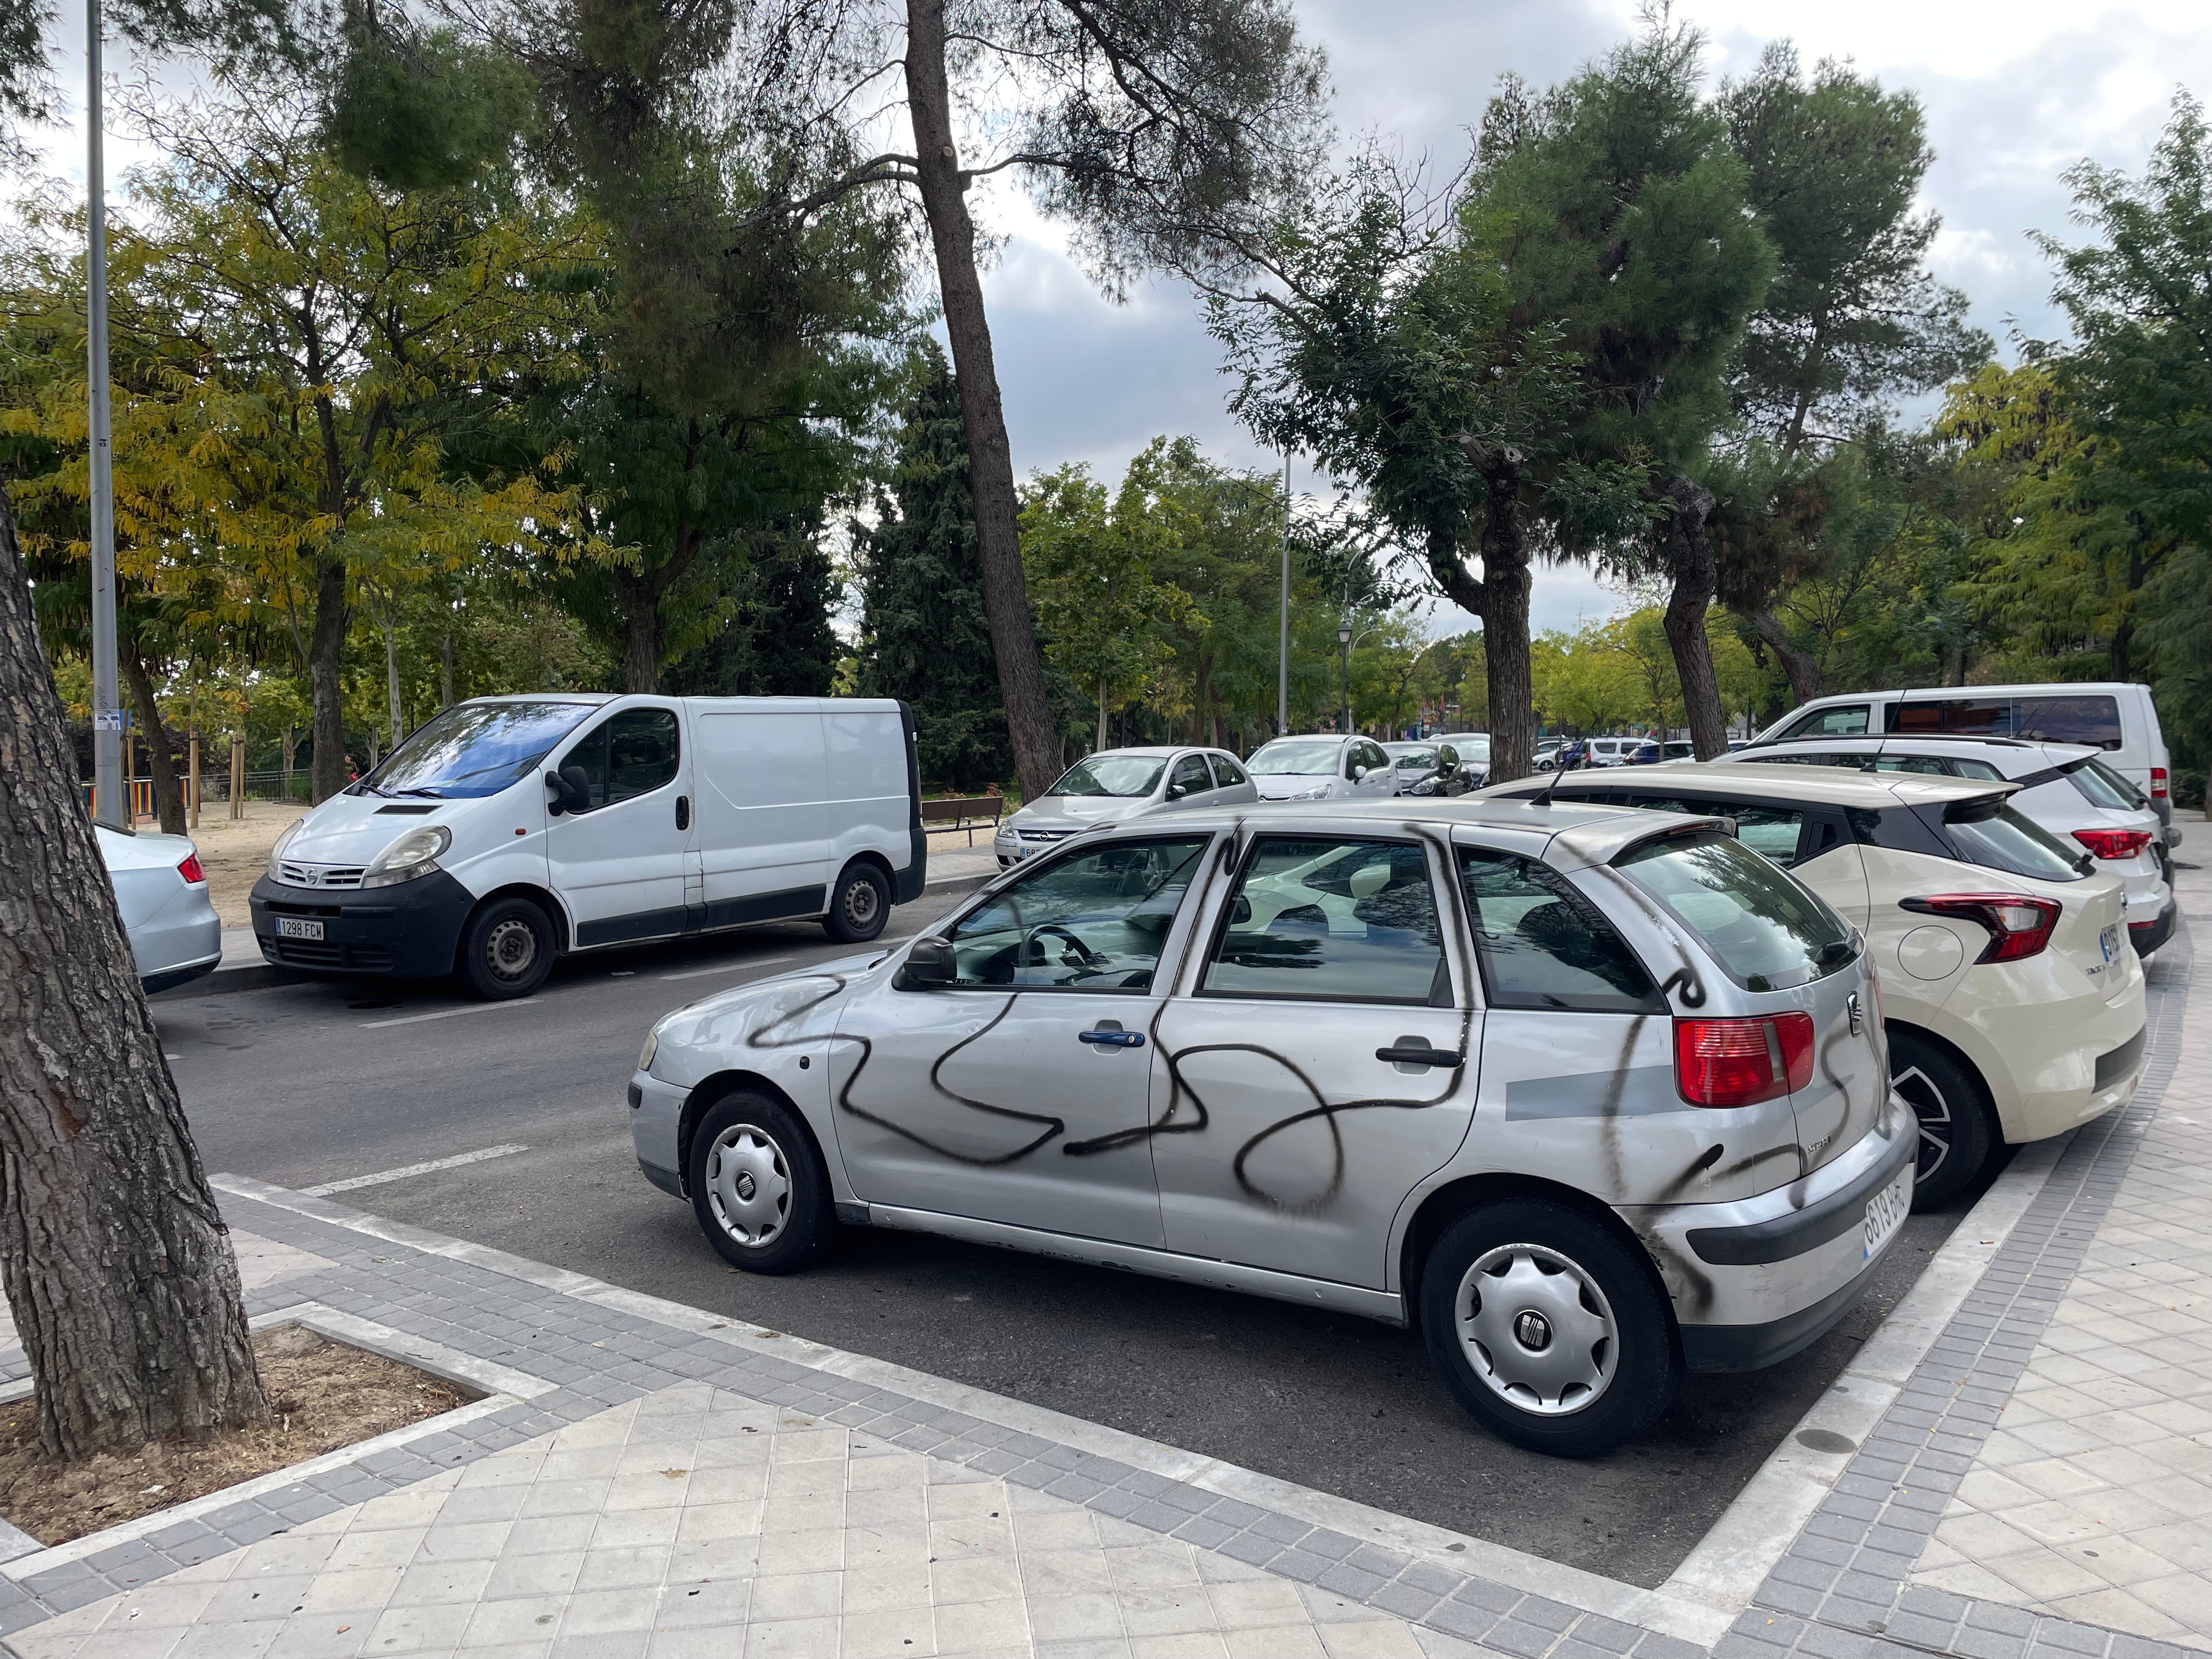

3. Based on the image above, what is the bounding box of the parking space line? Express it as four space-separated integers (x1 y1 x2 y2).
657 953 800 983
301 1143 529 1197
360 1001 531 1030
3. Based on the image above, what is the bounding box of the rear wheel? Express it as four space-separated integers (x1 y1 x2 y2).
823 862 889 944
1889 1030 1994 1210
1419 1199 1673 1457
687 1090 835 1274
458 897 555 1001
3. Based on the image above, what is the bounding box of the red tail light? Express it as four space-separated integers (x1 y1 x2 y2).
177 853 207 884
2072 828 2152 860
1899 894 2061 963
1674 1013 1815 1108
2151 766 2169 800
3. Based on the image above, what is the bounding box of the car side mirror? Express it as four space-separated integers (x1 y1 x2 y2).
1351 765 1367 781
895 937 957 991
545 770 568 815
1166 782 1186 800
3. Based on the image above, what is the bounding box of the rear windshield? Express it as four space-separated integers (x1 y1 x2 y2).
2063 757 2141 811
364 700 597 799
1937 798 2088 882
1614 831 1857 992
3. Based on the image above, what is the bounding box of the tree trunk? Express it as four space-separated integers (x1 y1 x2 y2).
1429 443 1537 783
1095 678 1107 754
1750 609 1822 705
121 644 187 836
1659 477 1729 760
906 0 1066 803
623 600 658 694
0 492 268 1459
308 554 349 803
379 595 404 753
439 631 455 709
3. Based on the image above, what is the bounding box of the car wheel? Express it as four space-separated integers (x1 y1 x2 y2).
1889 1030 1994 1210
823 862 889 944
1419 1199 1673 1457
458 896 555 1001
687 1090 836 1274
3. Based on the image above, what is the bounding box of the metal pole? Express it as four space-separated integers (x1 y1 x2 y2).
1276 450 1290 736
1339 636 1350 733
86 0 124 830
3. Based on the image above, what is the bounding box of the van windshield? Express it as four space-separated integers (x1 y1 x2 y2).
362 701 599 799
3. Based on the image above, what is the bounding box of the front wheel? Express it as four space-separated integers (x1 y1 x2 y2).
458 896 555 1001
687 1090 835 1274
823 862 890 944
1419 1199 1674 1457
1889 1030 1994 1210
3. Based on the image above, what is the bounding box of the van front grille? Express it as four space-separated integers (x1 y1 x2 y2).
277 861 365 889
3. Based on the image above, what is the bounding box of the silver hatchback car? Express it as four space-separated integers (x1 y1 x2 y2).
630 800 1910 1455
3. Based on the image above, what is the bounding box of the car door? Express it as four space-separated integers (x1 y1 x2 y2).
1207 752 1257 803
1164 752 1215 811
545 705 691 945
1149 832 1475 1286
829 833 1217 1245
1355 741 1394 798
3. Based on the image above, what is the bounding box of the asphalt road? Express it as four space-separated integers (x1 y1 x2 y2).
155 892 1987 1589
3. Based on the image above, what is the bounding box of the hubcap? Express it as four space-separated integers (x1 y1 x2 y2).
843 877 881 928
704 1125 792 1249
1893 1065 1952 1183
484 917 538 981
1457 1243 1618 1417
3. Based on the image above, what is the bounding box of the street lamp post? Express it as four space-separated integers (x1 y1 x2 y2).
86 0 123 828
1337 622 1353 734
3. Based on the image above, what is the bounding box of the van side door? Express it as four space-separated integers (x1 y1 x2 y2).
545 704 691 946
690 704 834 929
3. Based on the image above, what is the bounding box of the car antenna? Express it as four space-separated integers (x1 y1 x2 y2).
1528 748 1581 810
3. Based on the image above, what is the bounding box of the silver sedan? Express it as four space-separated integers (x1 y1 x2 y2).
98 823 223 993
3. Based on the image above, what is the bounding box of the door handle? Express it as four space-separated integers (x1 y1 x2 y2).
1375 1041 1463 1068
675 795 690 832
1079 1027 1146 1048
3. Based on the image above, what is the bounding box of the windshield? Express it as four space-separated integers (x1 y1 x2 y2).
1046 756 1166 798
1455 737 1492 761
1249 740 1343 776
1941 799 2089 882
1616 830 1857 992
362 701 597 799
2064 757 2142 812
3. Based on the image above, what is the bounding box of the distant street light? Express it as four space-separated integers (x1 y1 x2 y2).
1338 621 1353 733
86 0 123 827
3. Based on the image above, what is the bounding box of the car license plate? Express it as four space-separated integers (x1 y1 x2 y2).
277 917 324 941
2100 923 2121 964
1864 1169 1911 1260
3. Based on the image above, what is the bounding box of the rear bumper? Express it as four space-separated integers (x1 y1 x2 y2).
249 870 476 978
2130 900 2176 957
142 952 222 996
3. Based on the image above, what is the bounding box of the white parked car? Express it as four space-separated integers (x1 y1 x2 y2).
1731 735 2176 955
1754 682 2176 842
1244 735 1399 802
992 747 1258 868
98 823 222 994
252 695 924 1000
631 800 1908 1455
1481 763 2148 1207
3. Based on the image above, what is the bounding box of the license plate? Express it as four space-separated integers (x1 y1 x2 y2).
1864 1169 1911 1260
2099 923 2121 964
277 917 324 941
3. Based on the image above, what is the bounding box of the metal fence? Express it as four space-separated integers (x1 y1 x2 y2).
82 768 310 821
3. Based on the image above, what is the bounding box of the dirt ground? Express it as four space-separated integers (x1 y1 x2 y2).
0 1325 469 1547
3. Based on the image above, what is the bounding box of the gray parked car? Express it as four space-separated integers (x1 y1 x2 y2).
98 823 222 992
992 747 1259 868
630 799 1910 1455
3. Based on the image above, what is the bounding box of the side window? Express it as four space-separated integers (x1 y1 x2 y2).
1210 754 1248 788
947 837 1211 990
1949 758 2005 781
1437 745 1459 771
1893 698 2011 736
1169 755 1212 799
606 709 679 804
562 721 612 809
1202 838 1447 1005
1342 747 1362 779
2016 695 2122 750
1728 806 1809 867
1780 704 1870 739
1874 753 1950 777
1458 850 1661 1014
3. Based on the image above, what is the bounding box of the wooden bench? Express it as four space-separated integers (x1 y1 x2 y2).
921 794 1005 845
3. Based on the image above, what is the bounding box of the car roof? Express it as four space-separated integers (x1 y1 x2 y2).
1081 746 1192 759
1741 735 2099 771
1068 795 1720 864
1520 759 2009 808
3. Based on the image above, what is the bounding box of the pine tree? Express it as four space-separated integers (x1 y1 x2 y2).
856 351 1013 791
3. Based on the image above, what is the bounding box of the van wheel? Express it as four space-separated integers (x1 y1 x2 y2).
823 863 889 944
687 1090 834 1274
1890 1031 1993 1210
458 897 555 1001
1419 1199 1673 1457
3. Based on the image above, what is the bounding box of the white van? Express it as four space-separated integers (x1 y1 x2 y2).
249 696 925 998
1755 683 2177 839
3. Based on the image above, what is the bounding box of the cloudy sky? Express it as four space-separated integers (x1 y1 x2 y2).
27 0 2212 635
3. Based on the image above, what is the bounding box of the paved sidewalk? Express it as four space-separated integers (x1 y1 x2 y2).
0 871 2199 1659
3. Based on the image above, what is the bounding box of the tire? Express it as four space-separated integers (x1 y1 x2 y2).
1419 1199 1674 1457
457 896 555 1001
1889 1029 1995 1210
823 861 890 944
686 1090 836 1274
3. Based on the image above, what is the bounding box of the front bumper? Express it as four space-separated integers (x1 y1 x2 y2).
249 869 477 978
1624 1097 1918 1374
631 1069 687 1197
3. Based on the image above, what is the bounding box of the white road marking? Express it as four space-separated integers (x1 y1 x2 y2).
302 1143 529 1197
360 1001 530 1030
658 953 800 983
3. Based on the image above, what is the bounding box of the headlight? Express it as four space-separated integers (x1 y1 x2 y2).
1412 778 1439 795
637 1028 659 1074
267 817 304 883
1291 786 1330 800
362 825 452 889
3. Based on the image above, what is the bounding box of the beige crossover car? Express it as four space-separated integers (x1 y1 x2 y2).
1480 764 2148 1207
